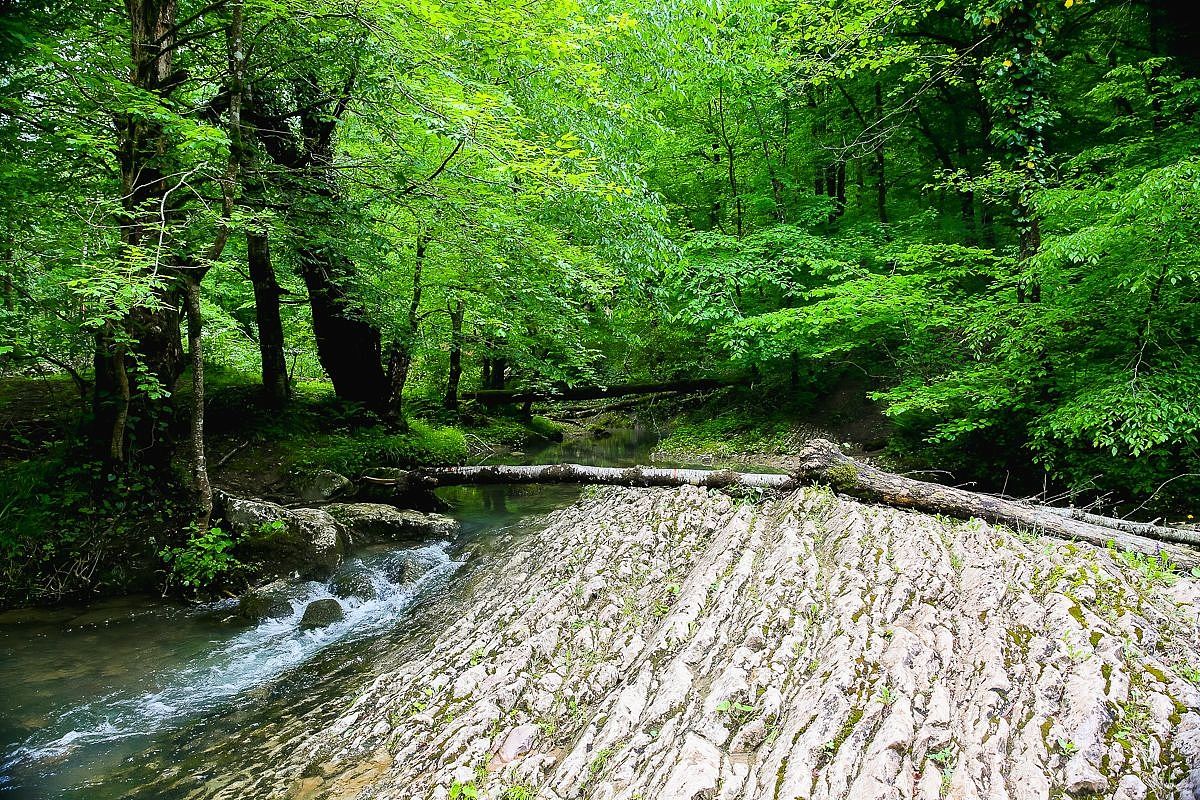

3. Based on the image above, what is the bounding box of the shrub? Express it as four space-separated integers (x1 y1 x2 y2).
160 524 242 591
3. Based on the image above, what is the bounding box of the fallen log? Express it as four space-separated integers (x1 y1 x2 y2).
362 439 1199 568
459 377 738 406
1040 505 1200 548
362 463 795 491
790 439 1199 567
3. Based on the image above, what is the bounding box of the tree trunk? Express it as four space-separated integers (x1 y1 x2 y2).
873 83 888 225
364 463 795 492
460 377 739 406
247 227 290 406
488 357 507 390
835 159 844 219
362 440 1200 568
244 70 389 408
789 440 1198 565
182 275 212 527
443 299 465 411
299 247 388 406
1153 0 1200 76
386 231 426 418
93 0 186 465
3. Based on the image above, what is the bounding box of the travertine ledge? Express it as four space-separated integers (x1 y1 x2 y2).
277 486 1200 800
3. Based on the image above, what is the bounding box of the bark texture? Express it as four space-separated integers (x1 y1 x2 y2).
248 227 290 406
92 0 185 464
790 440 1199 567
364 463 794 493
460 378 736 407
273 486 1200 800
443 300 465 411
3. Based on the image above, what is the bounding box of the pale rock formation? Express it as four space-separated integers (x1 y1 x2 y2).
267 486 1200 800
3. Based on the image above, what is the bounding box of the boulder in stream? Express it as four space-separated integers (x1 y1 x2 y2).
329 565 379 602
273 485 1200 800
237 580 296 622
299 598 344 630
324 503 458 547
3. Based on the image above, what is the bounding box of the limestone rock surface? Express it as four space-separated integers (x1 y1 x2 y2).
324 503 459 547
223 496 347 579
264 487 1200 800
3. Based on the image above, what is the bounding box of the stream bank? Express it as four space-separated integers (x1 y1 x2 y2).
0 428 661 798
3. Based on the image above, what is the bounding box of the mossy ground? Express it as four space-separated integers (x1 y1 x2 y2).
650 381 892 469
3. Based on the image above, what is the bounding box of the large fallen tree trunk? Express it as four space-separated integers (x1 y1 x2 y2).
364 439 1200 568
459 377 738 406
789 439 1200 566
365 463 795 491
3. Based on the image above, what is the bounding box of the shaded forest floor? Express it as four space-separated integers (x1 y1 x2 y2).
0 370 568 501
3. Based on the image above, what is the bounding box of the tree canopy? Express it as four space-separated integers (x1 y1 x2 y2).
2 0 1199 597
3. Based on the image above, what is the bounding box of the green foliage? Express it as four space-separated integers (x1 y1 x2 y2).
473 414 565 448
3 0 1200 610
0 451 186 606
160 525 242 591
292 422 468 477
529 416 566 441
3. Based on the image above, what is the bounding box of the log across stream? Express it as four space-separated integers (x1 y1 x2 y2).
365 439 1200 569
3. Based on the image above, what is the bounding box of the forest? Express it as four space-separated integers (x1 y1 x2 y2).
6 2 1200 798
1 0 1199 606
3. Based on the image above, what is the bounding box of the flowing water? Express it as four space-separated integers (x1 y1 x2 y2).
0 427 662 799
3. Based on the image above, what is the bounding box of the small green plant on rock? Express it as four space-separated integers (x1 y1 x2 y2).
160 524 241 591
715 698 757 726
1115 549 1177 587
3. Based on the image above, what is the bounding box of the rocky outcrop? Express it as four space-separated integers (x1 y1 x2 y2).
224 497 346 579
296 470 354 503
325 503 458 548
275 486 1200 800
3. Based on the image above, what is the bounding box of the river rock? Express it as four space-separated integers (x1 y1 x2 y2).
299 598 344 629
237 580 296 622
252 486 1200 800
324 503 458 547
224 496 347 579
495 724 541 764
330 565 379 602
295 470 353 502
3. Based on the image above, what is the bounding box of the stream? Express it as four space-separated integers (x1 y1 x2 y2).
0 427 663 799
